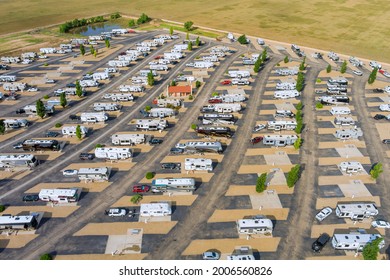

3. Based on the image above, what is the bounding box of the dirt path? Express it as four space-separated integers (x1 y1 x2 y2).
147 56 280 260
277 65 322 259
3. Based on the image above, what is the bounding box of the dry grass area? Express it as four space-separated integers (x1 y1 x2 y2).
0 1 389 61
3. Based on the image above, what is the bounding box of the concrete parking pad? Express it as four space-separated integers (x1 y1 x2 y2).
105 228 143 255
335 146 364 158
27 182 112 193
375 123 390 140
245 147 299 156
249 191 283 209
267 168 287 186
65 162 136 171
338 180 372 197
318 175 373 185
182 238 281 255
317 115 357 122
208 209 289 223
55 254 148 260
310 223 383 238
316 196 381 209
226 185 294 195
74 221 177 236
112 195 198 207
139 172 214 184
0 129 25 142
238 164 293 174
0 234 38 249
318 156 370 166
0 169 32 181
264 152 292 165
161 154 224 163
319 142 366 149
2 206 80 218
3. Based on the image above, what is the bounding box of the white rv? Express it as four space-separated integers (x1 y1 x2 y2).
267 120 297 131
0 215 39 231
330 107 351 115
93 102 121 112
334 117 355 126
332 231 384 251
38 188 81 203
231 78 250 86
108 60 130 67
3 119 29 129
119 85 143 93
104 92 134 101
70 38 88 45
3 82 27 91
111 28 128 35
164 52 182 60
139 69 157 77
23 104 54 116
79 80 99 87
94 147 132 160
202 55 219 62
126 49 140 56
140 203 172 217
157 98 181 108
1 56 20 64
92 72 109 81
212 103 242 113
136 119 168 131
151 178 196 192
80 112 108 123
111 133 146 145
274 90 300 99
150 64 168 71
136 46 151 52
0 75 16 82
236 217 273 235
335 203 378 220
263 135 298 147
180 141 223 153
338 161 364 174
118 55 137 61
276 82 296 90
77 167 110 182
194 61 214 69
39 48 57 54
276 68 298 76
228 70 251 78
149 108 175 118
173 44 188 51
61 126 88 136
335 128 363 140
0 154 38 169
184 158 213 171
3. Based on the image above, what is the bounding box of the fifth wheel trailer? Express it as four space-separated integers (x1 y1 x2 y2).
111 134 146 145
39 188 81 203
61 126 88 136
80 112 108 123
332 230 384 251
140 203 172 217
94 147 132 160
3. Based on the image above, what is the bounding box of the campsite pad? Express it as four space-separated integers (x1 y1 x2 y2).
0 129 25 142
0 234 39 249
318 156 370 166
238 165 293 174
0 169 32 181
161 154 224 163
65 162 135 172
245 147 299 156
310 223 382 238
27 182 111 193
318 175 373 185
226 185 294 196
112 195 198 207
264 152 292 165
319 142 366 149
249 191 283 209
105 228 143 255
317 116 358 122
182 238 281 255
208 209 289 223
315 196 381 209
335 146 364 158
74 221 177 236
1 205 79 218
266 168 287 186
55 253 148 260
337 180 372 197
375 123 390 140
139 172 214 184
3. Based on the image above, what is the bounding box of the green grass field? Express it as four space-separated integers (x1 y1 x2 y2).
0 0 389 62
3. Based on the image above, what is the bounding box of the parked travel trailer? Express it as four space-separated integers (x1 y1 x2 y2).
119 85 143 93
276 68 298 76
139 69 157 77
93 102 121 112
213 103 242 113
231 79 250 86
334 117 355 126
236 217 273 234
3 119 29 129
335 128 363 140
131 76 148 85
92 72 109 81
349 56 363 67
262 135 298 147
274 90 300 99
319 96 350 105
335 203 378 220
275 110 295 118
40 48 57 54
149 108 175 118
220 93 245 103
39 188 81 203
330 107 351 115
184 158 213 171
80 112 108 123
328 78 348 86
194 61 214 69
276 82 296 90
22 139 60 151
328 51 340 61
136 46 151 52
156 98 181 108
140 202 172 217
180 141 223 153
164 52 183 60
111 133 146 145
111 28 128 35
0 75 16 82
267 120 297 131
332 230 384 251
242 58 256 65
59 44 73 50
61 126 88 136
3 82 27 91
126 49 140 57
0 215 38 231
338 161 364 174
228 70 251 78
196 126 232 137
198 114 235 125
105 92 134 101
79 80 99 87
22 104 54 116
150 64 168 71
0 154 38 169
151 178 196 192
136 119 168 131
77 167 111 182
94 147 132 160
70 38 88 45
202 55 219 62
118 54 137 61
1 56 20 64
108 60 130 67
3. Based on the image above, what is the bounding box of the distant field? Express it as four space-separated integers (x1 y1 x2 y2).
1 0 390 62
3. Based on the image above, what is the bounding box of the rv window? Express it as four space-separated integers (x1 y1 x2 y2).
356 236 360 239
345 236 349 239
345 244 349 247
358 205 362 208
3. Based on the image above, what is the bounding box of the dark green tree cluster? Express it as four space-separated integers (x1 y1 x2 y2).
296 72 305 92
295 108 303 134
284 56 289 63
287 164 301 188
110 12 121 20
60 92 67 108
76 80 83 97
362 238 383 260
75 125 82 140
299 57 306 71
238 34 248 45
293 137 302 150
137 13 151 25
0 119 5 134
59 16 105 33
145 172 155 179
326 64 332 73
254 48 267 73
128 19 136 27
187 41 193 51
105 39 110 48
195 80 201 89
368 68 378 84
147 71 155 86
79 44 85 56
184 21 194 31
340 60 347 74
370 162 383 179
40 253 53 260
195 36 201 46
256 173 267 193
36 99 46 119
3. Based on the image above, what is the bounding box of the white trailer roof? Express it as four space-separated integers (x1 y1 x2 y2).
140 203 171 213
39 188 77 197
0 215 35 224
237 218 273 229
0 154 35 161
78 167 109 174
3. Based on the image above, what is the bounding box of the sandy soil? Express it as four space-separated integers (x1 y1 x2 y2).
2 205 79 218
208 208 289 223
0 234 38 249
226 185 294 195
65 161 136 171
318 157 371 166
318 175 373 185
0 128 26 142
338 182 372 197
238 165 293 174
318 141 366 149
245 147 299 156
315 196 381 209
375 123 390 140
310 223 384 238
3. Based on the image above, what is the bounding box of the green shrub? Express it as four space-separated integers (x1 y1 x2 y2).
293 137 302 150
0 205 5 212
40 254 53 260
295 120 303 134
191 124 197 130
145 172 154 180
287 164 301 188
296 102 303 110
95 144 104 148
195 81 201 88
54 123 62 128
316 102 324 109
131 194 143 204
316 78 322 83
284 56 289 63
43 63 49 66
212 92 220 97
43 95 50 100
326 64 331 73
188 95 193 100
295 110 303 122
363 238 383 260
145 105 152 111
256 173 267 193
370 163 383 179
276 63 280 66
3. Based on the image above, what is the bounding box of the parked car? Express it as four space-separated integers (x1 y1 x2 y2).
149 138 163 145
27 87 38 92
374 114 386 120
170 147 184 154
379 69 390 78
373 88 384 93
352 70 363 76
79 153 95 160
371 219 390 229
312 233 330 253
13 142 23 149
38 55 47 59
132 185 151 193
69 115 80 120
208 98 223 104
369 61 382 69
161 163 180 170
105 208 127 217
220 80 232 85
382 139 390 144
62 169 78 176
250 136 263 144
315 207 332 222
46 79 56 84
15 108 25 114
45 131 59 137
202 251 220 260
253 124 266 132
23 194 39 202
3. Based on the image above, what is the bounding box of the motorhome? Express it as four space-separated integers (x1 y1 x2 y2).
156 98 181 108
111 133 146 145
332 230 384 251
39 48 57 54
231 79 250 86
136 119 168 131
22 139 60 151
0 215 38 231
212 103 242 113
139 69 157 77
61 126 88 137
149 108 175 118
349 56 363 67
80 112 108 123
136 46 151 52
198 114 235 125
338 161 364 174
236 217 273 235
0 75 16 82
94 147 132 160
267 120 297 131
140 40 157 47
184 158 213 171
3 119 29 129
3 82 27 91
70 38 88 45
328 51 340 61
88 35 104 41
335 203 378 220
164 52 183 60
335 128 363 140
118 85 143 93
104 92 134 101
108 60 130 67
194 61 214 69
131 76 148 85
151 178 196 192
328 78 348 86
92 72 109 81
330 107 351 115
39 188 81 203
0 154 38 169
22 104 54 116
79 80 99 87
228 70 251 78
118 54 137 61
275 110 295 118
173 44 188 51
274 90 300 99
319 96 350 105
276 82 296 90
196 126 232 137
334 117 355 126
263 135 298 147
126 49 140 57
150 64 168 71
242 58 256 65
202 55 219 62
276 68 298 76
179 141 223 153
59 44 73 50
220 93 246 103
140 203 172 217
111 28 128 35
93 102 121 112
1 56 20 64
77 167 111 182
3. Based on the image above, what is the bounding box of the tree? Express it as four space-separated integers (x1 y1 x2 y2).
90 45 95 55
0 204 5 212
128 19 136 27
340 60 347 74
145 172 154 179
237 34 248 45
55 123 62 128
95 144 104 148
36 99 46 119
80 44 85 56
145 105 152 111
191 124 197 130
296 72 305 92
284 56 289 63
137 13 150 25
294 137 302 150
261 48 268 61
195 80 201 89
326 64 331 73
147 71 155 86
187 41 193 51
110 12 121 19
171 80 177 86
299 57 306 71
295 109 303 122
315 102 324 109
368 68 378 84
131 194 143 204
186 32 189 40
169 26 174 36
105 39 110 48
256 173 267 193
60 92 67 108
362 238 383 260
40 253 53 260
195 36 200 46
0 119 5 134
184 21 194 31
287 164 301 188
93 49 97 57
253 58 263 73
296 102 303 110
75 125 82 140
75 80 83 97
295 120 303 134
370 162 383 179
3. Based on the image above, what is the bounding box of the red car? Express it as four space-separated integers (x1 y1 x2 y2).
250 136 263 144
221 80 232 85
132 185 151 193
208 98 223 104
154 55 163 59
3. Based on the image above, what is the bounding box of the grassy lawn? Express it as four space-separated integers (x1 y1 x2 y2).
0 0 389 62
